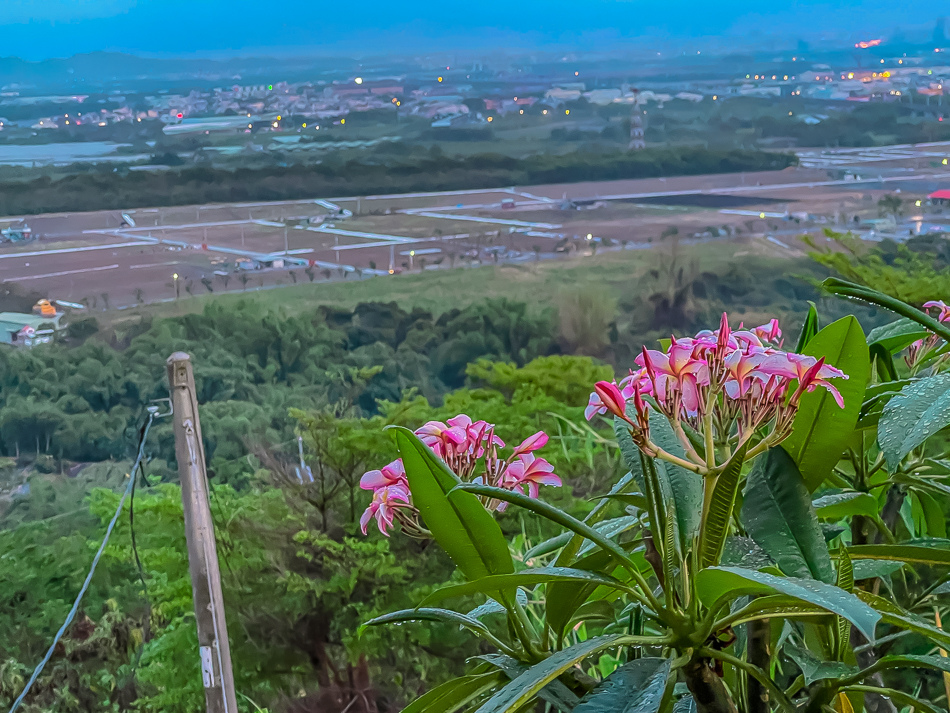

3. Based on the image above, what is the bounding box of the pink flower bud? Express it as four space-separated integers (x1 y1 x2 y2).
593 381 627 419
513 430 548 456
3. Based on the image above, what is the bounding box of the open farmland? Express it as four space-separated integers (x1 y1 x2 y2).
0 153 946 311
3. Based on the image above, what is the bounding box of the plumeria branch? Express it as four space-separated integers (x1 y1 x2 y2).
586 315 849 480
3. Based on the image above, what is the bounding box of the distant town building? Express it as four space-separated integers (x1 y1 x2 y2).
929 189 950 205
0 312 62 347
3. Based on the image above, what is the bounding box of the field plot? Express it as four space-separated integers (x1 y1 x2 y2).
0 160 943 311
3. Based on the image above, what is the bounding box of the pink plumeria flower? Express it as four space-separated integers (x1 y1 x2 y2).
723 348 768 399
751 319 782 343
513 430 548 456
360 459 407 491
924 300 950 323
585 390 608 421
415 420 467 457
359 484 410 536
759 352 848 407
503 454 562 499
731 330 764 350
620 368 654 397
637 340 710 413
593 381 628 419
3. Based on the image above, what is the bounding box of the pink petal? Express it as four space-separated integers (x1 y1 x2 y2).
514 431 548 455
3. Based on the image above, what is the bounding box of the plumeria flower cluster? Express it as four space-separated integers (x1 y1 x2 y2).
359 414 561 536
905 300 950 373
586 314 848 476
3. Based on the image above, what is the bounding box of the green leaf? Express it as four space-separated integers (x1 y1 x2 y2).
796 300 820 353
699 441 750 569
851 560 904 581
878 374 950 473
695 566 880 641
573 658 671 713
813 492 879 520
822 278 950 344
546 550 617 646
912 490 948 539
720 536 774 569
526 516 640 562
402 671 505 713
524 532 572 561
868 654 950 676
469 590 528 620
420 567 636 607
869 343 899 383
454 483 643 582
474 635 628 713
856 590 950 652
835 547 854 658
615 412 702 553
578 516 641 557
741 447 834 583
545 546 650 645
781 316 870 491
478 654 580 712
838 686 942 713
363 608 499 641
720 594 831 627
391 427 513 582
848 543 950 566
783 641 856 684
672 696 696 713
650 415 703 551
555 471 637 568
866 318 930 354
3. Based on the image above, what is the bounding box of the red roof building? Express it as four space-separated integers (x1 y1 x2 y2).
929 189 950 203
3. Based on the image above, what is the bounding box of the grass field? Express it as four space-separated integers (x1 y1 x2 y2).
105 239 813 326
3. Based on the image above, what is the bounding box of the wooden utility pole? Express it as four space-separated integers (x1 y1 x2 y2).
166 352 238 713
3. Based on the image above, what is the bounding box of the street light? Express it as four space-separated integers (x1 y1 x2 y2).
173 273 180 299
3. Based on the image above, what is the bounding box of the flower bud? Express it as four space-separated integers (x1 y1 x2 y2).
593 381 627 419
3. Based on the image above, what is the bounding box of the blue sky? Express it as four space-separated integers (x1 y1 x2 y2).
0 0 942 60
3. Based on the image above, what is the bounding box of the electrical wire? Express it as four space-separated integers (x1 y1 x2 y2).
7 412 156 713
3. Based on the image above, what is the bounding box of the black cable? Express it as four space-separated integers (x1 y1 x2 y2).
119 422 153 690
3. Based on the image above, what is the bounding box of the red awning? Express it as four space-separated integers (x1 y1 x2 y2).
930 189 950 200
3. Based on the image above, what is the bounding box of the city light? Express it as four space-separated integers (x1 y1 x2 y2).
268 84 273 90
759 212 766 219
340 118 346 124
917 200 923 206
542 109 548 114
565 109 570 115
354 77 363 84
574 71 579 76
586 233 592 240
487 116 493 122
438 77 443 82
519 109 524 114
302 122 307 128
